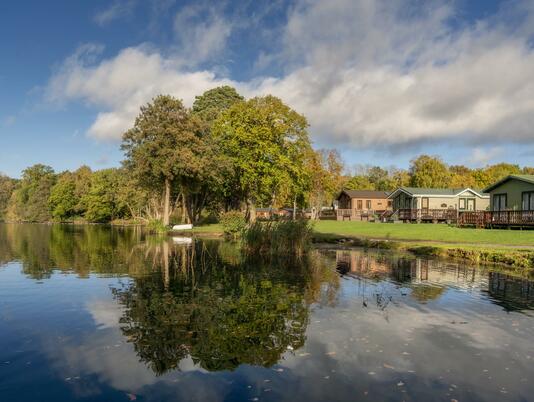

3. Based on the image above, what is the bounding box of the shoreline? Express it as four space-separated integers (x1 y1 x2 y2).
3 221 533 271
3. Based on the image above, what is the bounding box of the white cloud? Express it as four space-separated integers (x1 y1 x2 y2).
46 45 236 140
94 0 137 26
469 146 505 167
47 0 534 150
173 3 233 66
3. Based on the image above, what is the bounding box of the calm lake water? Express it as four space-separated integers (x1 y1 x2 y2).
1 224 534 402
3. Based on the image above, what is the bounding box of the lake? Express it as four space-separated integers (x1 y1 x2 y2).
1 224 534 402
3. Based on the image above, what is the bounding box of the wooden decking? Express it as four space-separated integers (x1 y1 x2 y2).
397 209 458 222
458 211 534 227
336 209 385 221
336 208 534 227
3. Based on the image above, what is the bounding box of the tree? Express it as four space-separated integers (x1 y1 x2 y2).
409 155 450 188
473 163 521 189
192 86 244 130
345 175 375 190
7 164 56 222
449 165 476 188
213 95 312 221
306 149 345 218
187 86 245 221
122 95 203 226
367 166 390 190
48 166 94 221
0 175 16 221
83 169 123 222
49 171 77 221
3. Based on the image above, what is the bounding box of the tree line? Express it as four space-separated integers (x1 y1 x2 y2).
0 85 532 224
345 155 533 192
0 87 344 224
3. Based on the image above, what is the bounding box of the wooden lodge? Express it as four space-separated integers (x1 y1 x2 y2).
458 175 534 228
388 187 490 223
336 190 391 221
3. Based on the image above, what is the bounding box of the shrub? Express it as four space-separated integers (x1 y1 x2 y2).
242 219 313 258
220 211 246 239
147 219 167 234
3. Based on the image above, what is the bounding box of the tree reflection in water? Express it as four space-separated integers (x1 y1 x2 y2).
3 223 534 378
111 239 340 375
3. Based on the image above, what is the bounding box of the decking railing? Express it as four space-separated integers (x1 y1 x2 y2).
336 209 379 221
458 210 534 227
397 209 458 222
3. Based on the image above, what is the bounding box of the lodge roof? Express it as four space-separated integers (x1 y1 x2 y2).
483 175 534 193
388 187 488 198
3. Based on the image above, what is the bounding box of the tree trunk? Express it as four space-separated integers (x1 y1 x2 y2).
181 192 187 224
246 198 256 223
293 195 297 221
163 178 170 226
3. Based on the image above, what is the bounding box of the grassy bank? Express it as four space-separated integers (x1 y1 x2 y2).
189 221 534 270
314 233 534 270
313 220 534 246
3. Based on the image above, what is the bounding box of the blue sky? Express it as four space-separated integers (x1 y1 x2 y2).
1 0 533 178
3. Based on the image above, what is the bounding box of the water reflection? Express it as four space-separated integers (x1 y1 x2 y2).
111 241 339 374
2 224 534 402
335 248 534 310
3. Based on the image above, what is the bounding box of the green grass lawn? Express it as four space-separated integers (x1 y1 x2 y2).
312 220 534 246
191 220 534 247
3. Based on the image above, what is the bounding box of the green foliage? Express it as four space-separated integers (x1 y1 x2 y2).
0 175 16 221
8 164 56 222
346 175 375 190
192 86 244 129
219 210 246 239
122 95 204 225
409 155 451 188
147 219 167 234
242 219 313 258
83 169 123 222
213 95 312 217
49 172 78 221
305 149 345 216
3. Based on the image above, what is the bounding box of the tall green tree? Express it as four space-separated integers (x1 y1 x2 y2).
213 95 312 221
0 175 16 221
186 86 245 220
473 163 521 188
306 149 345 218
7 164 56 222
409 155 451 188
122 95 203 226
48 166 93 221
192 86 244 130
48 171 77 221
83 168 124 222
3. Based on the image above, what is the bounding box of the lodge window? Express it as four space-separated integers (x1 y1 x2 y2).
366 200 371 209
388 200 392 207
421 197 429 210
522 191 534 211
357 200 363 210
493 194 507 211
458 198 475 211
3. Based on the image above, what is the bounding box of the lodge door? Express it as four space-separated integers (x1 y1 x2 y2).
421 197 429 211
467 199 475 211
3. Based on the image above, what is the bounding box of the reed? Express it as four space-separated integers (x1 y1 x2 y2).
242 219 313 258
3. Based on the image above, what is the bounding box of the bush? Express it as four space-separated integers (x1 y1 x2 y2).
220 211 246 239
242 219 313 258
147 219 167 234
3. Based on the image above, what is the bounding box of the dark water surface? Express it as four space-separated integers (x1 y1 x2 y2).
1 224 534 402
